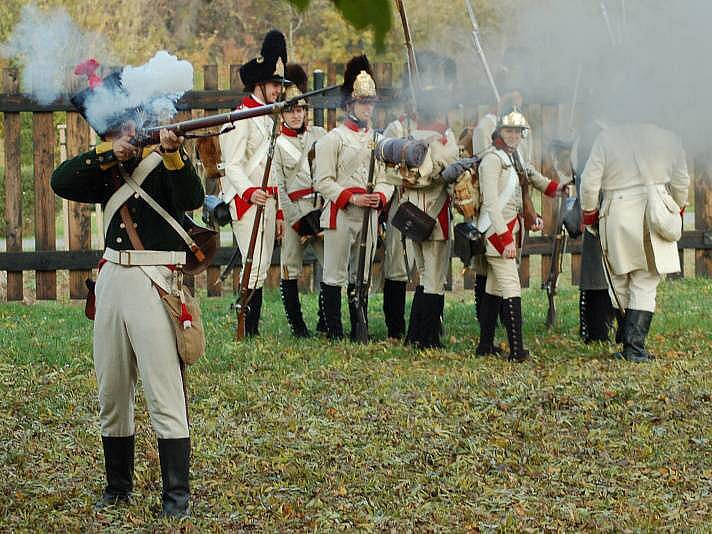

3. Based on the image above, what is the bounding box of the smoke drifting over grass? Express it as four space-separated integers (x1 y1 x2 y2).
0 4 113 104
497 0 711 154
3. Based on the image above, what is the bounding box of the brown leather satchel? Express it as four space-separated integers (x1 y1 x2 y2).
182 215 218 275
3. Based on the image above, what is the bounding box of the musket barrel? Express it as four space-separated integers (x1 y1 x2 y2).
134 83 340 145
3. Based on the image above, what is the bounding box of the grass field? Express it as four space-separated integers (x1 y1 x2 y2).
1 279 711 531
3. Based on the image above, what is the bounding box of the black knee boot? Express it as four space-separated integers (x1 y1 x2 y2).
321 283 343 340
418 293 444 349
582 289 614 342
383 279 407 339
619 309 654 362
474 274 487 322
95 435 134 509
245 287 262 337
280 279 310 338
614 308 625 344
157 438 190 518
502 297 530 362
405 285 424 345
316 287 327 335
476 292 503 356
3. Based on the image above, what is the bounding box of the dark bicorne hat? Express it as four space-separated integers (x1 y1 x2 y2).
341 54 377 109
239 30 289 92
70 67 140 139
283 63 309 106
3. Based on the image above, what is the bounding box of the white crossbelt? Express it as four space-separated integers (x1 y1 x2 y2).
103 247 186 266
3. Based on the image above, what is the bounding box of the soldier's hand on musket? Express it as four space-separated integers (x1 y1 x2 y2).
250 189 270 205
531 216 544 232
502 242 517 259
275 219 284 240
159 128 184 152
112 136 138 161
350 193 381 208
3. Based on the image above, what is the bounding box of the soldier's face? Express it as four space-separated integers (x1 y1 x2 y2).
352 101 375 123
259 82 283 104
500 127 523 149
283 106 306 129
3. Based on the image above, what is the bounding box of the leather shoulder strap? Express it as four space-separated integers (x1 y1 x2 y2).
103 152 163 236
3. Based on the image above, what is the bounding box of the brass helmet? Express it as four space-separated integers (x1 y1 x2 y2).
341 55 377 108
497 105 530 130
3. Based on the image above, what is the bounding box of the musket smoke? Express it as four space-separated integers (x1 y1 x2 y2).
0 4 113 104
84 51 194 133
496 0 712 154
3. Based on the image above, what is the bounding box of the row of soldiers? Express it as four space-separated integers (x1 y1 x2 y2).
49 29 690 517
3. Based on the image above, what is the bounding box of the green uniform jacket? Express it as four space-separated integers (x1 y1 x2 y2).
51 145 204 252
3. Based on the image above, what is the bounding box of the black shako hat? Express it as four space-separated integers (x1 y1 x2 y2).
70 70 141 139
239 30 289 92
341 54 377 109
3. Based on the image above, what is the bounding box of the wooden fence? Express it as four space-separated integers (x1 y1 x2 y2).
2 63 711 301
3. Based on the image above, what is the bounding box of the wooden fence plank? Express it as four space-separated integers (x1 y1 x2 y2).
203 64 222 297
32 112 56 299
327 62 337 130
66 112 92 298
3 68 23 301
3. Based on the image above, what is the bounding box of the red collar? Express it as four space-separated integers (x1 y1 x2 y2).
344 117 368 132
281 124 300 137
241 95 263 109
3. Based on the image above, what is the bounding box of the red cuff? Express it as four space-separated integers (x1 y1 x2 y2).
334 187 367 210
242 187 259 204
335 189 354 210
582 209 599 225
376 192 387 210
544 181 559 197
276 210 284 221
487 229 514 255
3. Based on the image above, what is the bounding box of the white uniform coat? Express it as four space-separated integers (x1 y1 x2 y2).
580 123 690 275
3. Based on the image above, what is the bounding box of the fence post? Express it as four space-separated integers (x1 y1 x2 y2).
695 155 712 277
327 62 337 130
32 111 56 299
66 112 92 298
228 64 243 293
3 68 23 301
313 69 325 128
203 64 223 297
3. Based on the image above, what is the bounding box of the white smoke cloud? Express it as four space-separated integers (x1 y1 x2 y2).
84 51 194 133
0 4 112 105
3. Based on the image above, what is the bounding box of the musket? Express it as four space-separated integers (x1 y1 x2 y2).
542 185 570 328
350 129 379 344
464 0 500 104
130 84 339 146
394 0 420 121
234 105 282 341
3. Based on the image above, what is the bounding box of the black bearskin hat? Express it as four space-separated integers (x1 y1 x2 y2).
71 70 141 139
285 63 308 93
239 29 289 92
341 54 377 109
